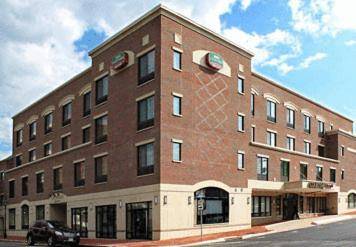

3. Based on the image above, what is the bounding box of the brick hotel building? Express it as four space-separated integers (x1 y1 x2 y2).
1 5 356 241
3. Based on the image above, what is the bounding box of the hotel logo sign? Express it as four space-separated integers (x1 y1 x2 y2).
205 52 224 71
111 51 129 70
307 181 333 190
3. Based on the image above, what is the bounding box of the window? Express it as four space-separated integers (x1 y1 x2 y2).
44 142 52 157
36 172 44 193
318 145 325 157
53 167 63 191
341 170 345 180
15 155 22 167
286 108 295 128
95 115 108 144
74 161 85 187
96 76 109 104
348 193 356 209
237 114 245 132
137 96 154 130
16 129 23 146
126 202 152 240
36 205 45 221
267 100 276 122
303 115 311 133
304 141 311 154
0 195 3 206
340 146 345 157
237 151 244 169
250 94 255 116
95 155 108 183
96 205 116 239
83 91 91 116
137 142 154 176
276 196 282 215
21 205 29 229
44 113 53 134
9 180 15 198
61 135 71 151
300 163 308 180
251 126 256 142
237 77 244 94
0 171 4 181
286 136 295 151
280 161 290 182
257 156 268 181
252 196 271 217
318 120 325 136
22 176 28 196
173 95 182 116
28 149 36 162
316 166 323 181
267 131 277 147
138 50 155 85
62 102 72 126
29 121 37 141
9 208 16 230
72 207 88 238
330 168 336 183
195 187 229 224
173 50 182 70
172 140 182 162
82 127 90 143
299 196 304 213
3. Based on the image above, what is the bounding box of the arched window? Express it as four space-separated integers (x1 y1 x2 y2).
348 193 356 208
194 187 229 224
21 205 29 229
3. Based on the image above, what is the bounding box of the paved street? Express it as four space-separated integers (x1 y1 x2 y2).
202 218 356 247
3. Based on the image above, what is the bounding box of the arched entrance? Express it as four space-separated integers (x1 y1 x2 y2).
194 187 229 224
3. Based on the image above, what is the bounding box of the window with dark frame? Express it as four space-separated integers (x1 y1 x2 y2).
62 102 72 126
36 172 44 193
318 145 325 157
341 146 345 156
304 141 311 154
330 168 336 183
286 108 295 128
316 166 323 181
137 142 154 176
318 120 325 136
74 161 85 187
95 76 109 105
173 50 182 70
250 94 255 116
22 176 28 196
303 114 311 133
173 95 182 116
29 121 36 141
21 205 29 229
300 163 308 180
95 115 108 144
251 126 256 142
95 155 108 183
280 161 290 182
237 77 244 94
29 149 38 163
36 205 45 221
53 167 63 191
82 126 90 143
257 157 268 181
44 113 53 134
72 207 88 238
276 196 282 215
83 91 91 117
16 129 23 146
61 135 71 151
96 205 116 239
237 152 244 169
9 180 15 198
138 50 155 85
267 131 277 147
44 142 52 157
9 208 16 229
237 114 245 132
15 155 22 167
172 141 182 162
341 170 345 180
251 196 271 217
286 136 295 151
267 100 276 122
137 96 154 130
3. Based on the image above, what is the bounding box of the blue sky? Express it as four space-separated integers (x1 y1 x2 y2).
0 0 356 159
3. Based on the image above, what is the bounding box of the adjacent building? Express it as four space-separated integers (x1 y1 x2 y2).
1 5 356 241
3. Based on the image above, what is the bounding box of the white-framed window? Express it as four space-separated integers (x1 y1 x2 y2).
237 151 245 170
237 114 245 132
251 126 256 142
340 146 345 156
172 139 182 162
237 76 244 94
303 114 311 133
267 100 276 122
267 131 277 147
173 50 182 70
286 136 295 151
286 108 295 128
304 141 311 154
173 94 182 116
318 120 325 135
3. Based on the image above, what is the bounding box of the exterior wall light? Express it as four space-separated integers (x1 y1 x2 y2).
188 196 192 205
163 195 168 205
119 200 122 208
154 196 159 205
231 197 234 205
247 197 250 205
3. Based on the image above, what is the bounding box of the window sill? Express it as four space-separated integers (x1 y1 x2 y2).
137 173 155 178
237 168 245 171
173 113 183 118
94 140 108 146
238 92 245 95
137 78 155 88
82 114 91 119
286 126 295 130
94 181 107 185
267 120 277 124
172 160 182 163
137 125 155 133
173 67 182 72
237 130 245 133
74 185 85 189
95 101 107 108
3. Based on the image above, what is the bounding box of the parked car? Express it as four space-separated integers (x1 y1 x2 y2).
26 220 80 246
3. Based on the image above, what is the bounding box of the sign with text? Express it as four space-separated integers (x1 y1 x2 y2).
205 52 224 70
307 181 333 190
111 51 129 70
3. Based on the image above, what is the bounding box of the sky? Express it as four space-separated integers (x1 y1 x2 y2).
0 0 356 159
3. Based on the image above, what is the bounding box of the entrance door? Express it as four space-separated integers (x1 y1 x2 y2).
283 194 298 220
49 203 67 225
126 202 152 240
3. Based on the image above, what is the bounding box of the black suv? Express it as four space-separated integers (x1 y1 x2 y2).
26 220 80 246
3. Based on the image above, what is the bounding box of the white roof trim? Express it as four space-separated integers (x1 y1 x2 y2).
263 93 280 104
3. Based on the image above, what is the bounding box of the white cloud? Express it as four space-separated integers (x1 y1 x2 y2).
0 116 12 147
345 40 356 46
298 52 327 69
289 0 356 36
240 0 256 10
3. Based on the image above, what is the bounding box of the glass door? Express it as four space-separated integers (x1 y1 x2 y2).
126 202 152 240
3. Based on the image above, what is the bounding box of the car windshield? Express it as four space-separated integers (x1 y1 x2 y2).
47 221 66 229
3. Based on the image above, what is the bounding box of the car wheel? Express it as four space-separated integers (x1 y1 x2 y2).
27 234 35 245
47 236 55 247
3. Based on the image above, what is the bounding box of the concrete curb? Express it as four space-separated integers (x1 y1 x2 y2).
312 215 352 225
182 237 226 246
240 230 277 240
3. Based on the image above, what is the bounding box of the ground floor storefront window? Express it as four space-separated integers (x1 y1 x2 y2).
9 208 15 229
36 205 45 221
306 197 326 213
195 187 229 224
126 201 152 240
72 207 88 237
96 205 116 239
348 193 356 208
21 205 29 229
252 196 271 217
